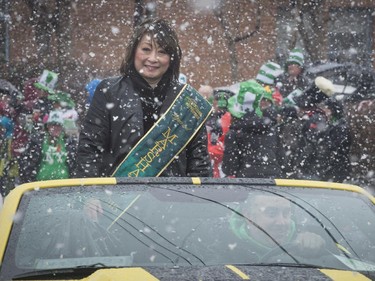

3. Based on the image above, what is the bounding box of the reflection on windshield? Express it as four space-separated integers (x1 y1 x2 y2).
2 185 375 279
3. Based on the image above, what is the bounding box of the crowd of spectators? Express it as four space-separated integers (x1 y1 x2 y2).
0 69 99 197
201 47 352 182
0 47 354 199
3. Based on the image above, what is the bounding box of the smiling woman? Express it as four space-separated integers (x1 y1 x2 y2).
75 18 212 179
133 34 171 88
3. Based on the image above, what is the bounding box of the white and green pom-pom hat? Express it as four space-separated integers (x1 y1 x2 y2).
34 70 58 94
286 48 305 67
256 62 283 86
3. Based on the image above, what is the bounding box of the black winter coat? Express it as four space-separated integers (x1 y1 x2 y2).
275 72 310 98
297 115 352 182
319 118 352 182
222 107 282 178
75 73 211 178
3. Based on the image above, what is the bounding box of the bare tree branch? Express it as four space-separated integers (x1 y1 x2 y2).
134 0 144 28
213 0 261 81
233 4 261 43
295 0 327 63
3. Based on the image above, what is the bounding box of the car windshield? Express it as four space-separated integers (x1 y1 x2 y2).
2 184 375 279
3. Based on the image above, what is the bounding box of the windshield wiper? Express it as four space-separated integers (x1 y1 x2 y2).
12 265 110 280
76 262 107 268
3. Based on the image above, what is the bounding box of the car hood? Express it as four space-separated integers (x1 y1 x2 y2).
24 265 372 281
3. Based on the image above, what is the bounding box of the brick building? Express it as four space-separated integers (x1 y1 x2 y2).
1 0 375 96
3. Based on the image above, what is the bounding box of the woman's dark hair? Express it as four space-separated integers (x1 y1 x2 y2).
120 18 182 80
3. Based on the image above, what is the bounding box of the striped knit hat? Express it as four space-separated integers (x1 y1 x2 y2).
286 48 304 67
256 62 283 86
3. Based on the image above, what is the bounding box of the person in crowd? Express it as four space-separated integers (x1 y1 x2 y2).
0 79 20 120
12 71 59 159
229 192 326 261
314 98 352 182
11 107 32 162
272 50 310 178
178 73 188 84
198 85 215 104
275 105 304 178
85 78 102 106
22 77 40 112
198 84 227 177
205 89 234 178
345 67 375 102
0 116 19 197
24 70 59 122
223 80 282 178
276 48 310 99
285 76 338 180
83 78 102 121
12 78 41 160
14 72 80 183
18 110 77 183
276 74 336 179
255 61 284 107
75 18 211 178
47 91 79 137
0 80 25 189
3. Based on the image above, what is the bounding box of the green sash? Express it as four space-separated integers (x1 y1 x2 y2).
112 84 213 177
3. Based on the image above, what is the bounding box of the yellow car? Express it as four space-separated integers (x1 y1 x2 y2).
1 178 375 280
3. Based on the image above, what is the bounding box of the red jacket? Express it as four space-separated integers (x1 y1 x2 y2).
207 111 232 177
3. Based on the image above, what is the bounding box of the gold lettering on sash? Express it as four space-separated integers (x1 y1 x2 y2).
128 169 140 177
172 112 191 131
185 97 202 119
162 127 178 145
127 127 178 177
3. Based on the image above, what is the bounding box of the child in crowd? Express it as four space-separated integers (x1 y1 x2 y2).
18 110 77 182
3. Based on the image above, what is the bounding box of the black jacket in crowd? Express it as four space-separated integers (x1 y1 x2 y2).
275 72 310 98
75 71 211 178
222 107 282 178
296 107 352 182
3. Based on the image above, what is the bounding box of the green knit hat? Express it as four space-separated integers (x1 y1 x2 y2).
286 48 304 67
34 70 58 94
227 80 272 118
256 62 283 86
